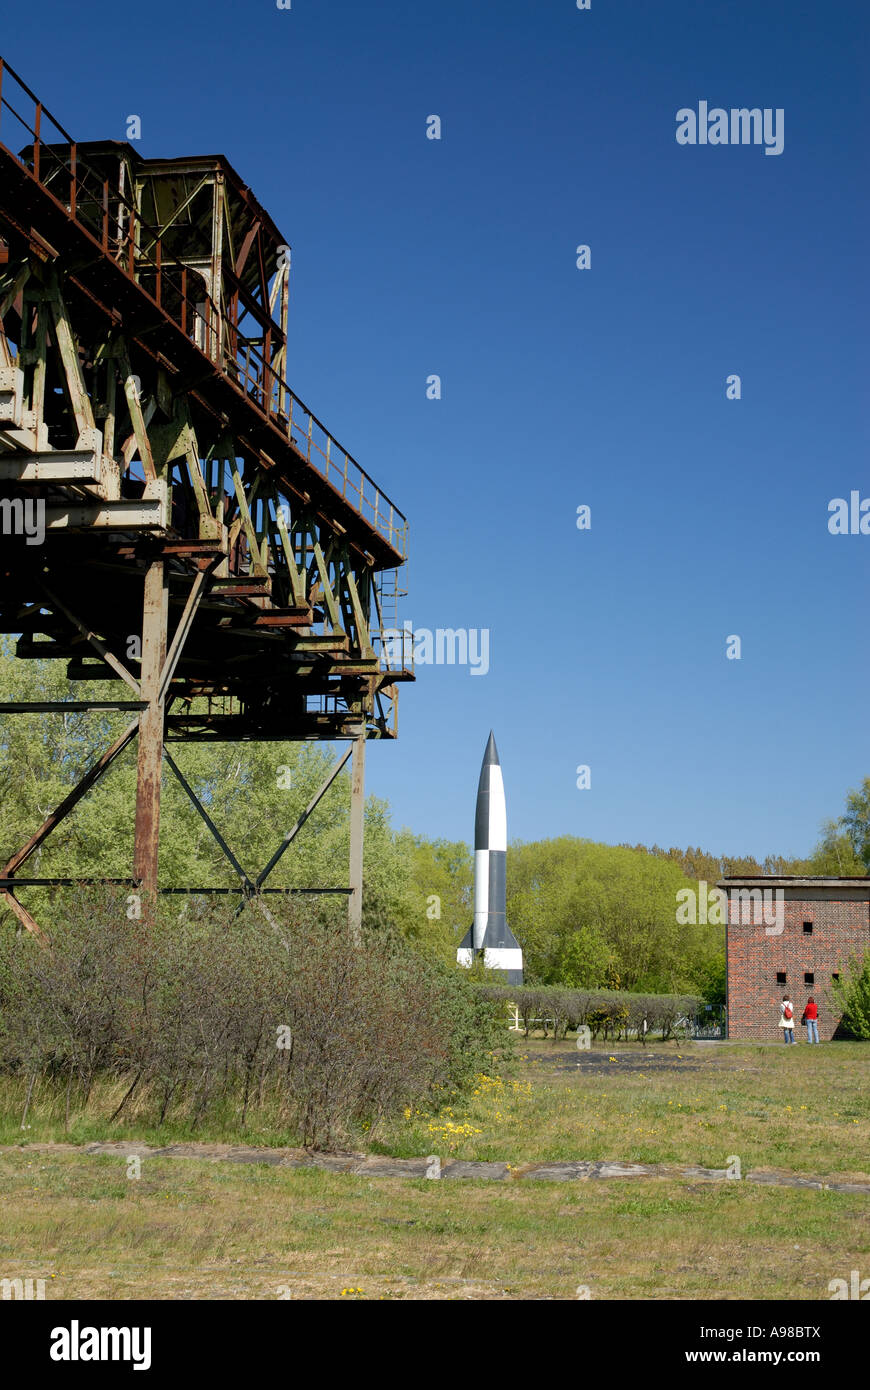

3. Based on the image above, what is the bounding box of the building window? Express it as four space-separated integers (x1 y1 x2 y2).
803 921 813 934
832 972 840 982
776 971 787 984
804 972 814 985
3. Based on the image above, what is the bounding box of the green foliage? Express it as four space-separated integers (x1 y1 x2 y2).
0 889 503 1148
842 779 870 870
698 954 727 1010
393 833 472 963
506 837 718 993
477 983 702 1043
802 820 866 876
830 952 870 1040
552 925 612 988
785 781 870 876
0 637 415 937
2 635 866 1019
621 843 794 880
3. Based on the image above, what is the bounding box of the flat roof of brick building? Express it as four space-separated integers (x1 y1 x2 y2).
718 876 870 889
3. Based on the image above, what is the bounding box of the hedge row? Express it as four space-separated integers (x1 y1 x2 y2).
475 984 703 1042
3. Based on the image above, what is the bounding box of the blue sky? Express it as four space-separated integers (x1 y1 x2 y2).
5 0 867 858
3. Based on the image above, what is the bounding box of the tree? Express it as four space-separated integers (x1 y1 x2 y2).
831 952 870 1040
553 925 612 989
842 779 870 870
392 834 473 964
698 955 726 1010
804 819 865 877
506 837 721 992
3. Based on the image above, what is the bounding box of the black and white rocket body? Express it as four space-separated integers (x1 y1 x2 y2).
457 732 523 984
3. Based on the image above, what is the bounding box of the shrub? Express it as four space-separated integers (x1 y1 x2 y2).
474 982 702 1042
0 888 503 1148
830 952 870 1040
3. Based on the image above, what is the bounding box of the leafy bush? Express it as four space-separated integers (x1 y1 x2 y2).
0 888 503 1148
476 982 702 1042
830 952 870 1040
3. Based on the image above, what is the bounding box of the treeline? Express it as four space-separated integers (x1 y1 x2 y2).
477 983 703 1043
620 826 868 882
1 640 866 999
402 836 720 992
622 777 870 882
403 780 870 991
0 638 417 940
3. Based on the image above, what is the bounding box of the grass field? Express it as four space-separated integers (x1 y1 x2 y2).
376 1038 870 1180
6 1038 865 1179
1 1037 867 1299
0 1149 867 1300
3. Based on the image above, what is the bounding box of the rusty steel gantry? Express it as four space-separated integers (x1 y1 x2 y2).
0 58 413 939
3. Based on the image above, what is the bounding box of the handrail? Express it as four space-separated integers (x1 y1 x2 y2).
0 55 407 558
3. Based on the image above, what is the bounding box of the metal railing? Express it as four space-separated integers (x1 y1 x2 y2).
0 56 407 558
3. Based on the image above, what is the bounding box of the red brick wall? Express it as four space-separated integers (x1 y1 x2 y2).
726 889 870 1040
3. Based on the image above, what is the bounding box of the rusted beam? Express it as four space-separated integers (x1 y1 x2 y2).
157 559 218 704
45 276 96 437
0 889 49 942
0 65 411 931
348 733 365 946
0 701 146 712
132 559 168 893
118 344 157 483
42 585 141 694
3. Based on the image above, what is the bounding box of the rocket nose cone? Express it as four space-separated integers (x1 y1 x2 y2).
483 731 500 766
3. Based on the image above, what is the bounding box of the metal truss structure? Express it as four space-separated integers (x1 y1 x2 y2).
0 58 413 937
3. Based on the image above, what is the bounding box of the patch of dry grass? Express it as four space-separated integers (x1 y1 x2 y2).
2 1040 867 1184
0 1149 866 1300
377 1040 870 1181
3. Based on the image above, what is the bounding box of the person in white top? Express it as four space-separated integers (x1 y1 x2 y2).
778 995 796 1043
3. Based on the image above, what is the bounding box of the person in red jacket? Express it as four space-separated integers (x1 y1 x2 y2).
802 997 820 1045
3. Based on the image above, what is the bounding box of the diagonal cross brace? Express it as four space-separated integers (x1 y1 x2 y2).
157 559 219 705
160 745 353 915
254 746 353 891
45 559 217 704
42 586 141 694
2 718 140 880
162 746 256 896
233 746 354 918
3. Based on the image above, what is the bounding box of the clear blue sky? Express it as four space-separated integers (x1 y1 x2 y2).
6 0 867 858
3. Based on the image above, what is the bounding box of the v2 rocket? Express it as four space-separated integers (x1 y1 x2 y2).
457 732 523 984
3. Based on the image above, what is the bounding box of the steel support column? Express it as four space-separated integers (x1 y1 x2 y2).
348 733 366 946
133 558 168 892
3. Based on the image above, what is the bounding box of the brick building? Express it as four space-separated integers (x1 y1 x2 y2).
721 877 870 1040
